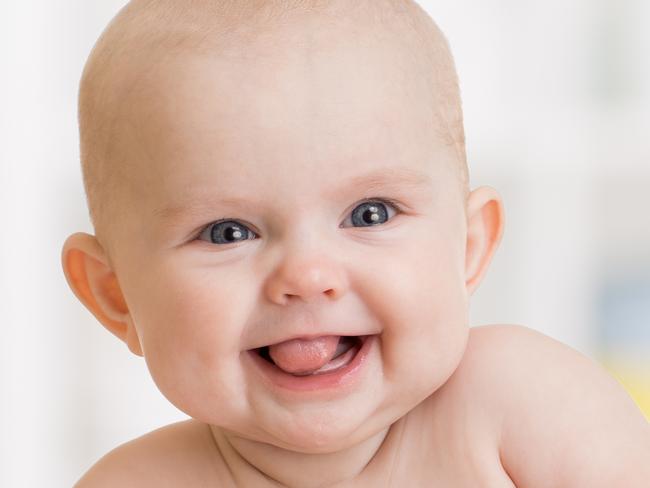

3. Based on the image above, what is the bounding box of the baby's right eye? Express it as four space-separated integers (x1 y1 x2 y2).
197 220 257 245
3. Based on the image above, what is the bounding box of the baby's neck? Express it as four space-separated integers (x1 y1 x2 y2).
209 420 404 487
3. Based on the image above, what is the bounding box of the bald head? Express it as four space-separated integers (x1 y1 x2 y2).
78 0 467 256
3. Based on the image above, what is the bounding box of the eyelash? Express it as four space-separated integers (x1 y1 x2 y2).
195 197 404 245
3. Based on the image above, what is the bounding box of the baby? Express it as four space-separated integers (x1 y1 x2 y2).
61 0 650 486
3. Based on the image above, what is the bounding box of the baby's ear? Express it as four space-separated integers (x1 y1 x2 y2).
464 186 505 296
61 232 143 356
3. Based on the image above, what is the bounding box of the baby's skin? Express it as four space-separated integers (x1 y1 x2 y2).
62 1 650 486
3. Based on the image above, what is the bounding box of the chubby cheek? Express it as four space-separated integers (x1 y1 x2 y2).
128 259 251 419
370 221 469 398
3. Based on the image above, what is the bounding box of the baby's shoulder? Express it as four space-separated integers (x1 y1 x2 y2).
414 326 557 464
74 419 231 488
434 324 568 408
437 324 650 488
442 323 609 399
442 323 641 423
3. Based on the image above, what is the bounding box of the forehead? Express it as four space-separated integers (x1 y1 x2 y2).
121 36 455 211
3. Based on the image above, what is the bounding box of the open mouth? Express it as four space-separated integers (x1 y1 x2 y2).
254 335 364 377
247 334 375 392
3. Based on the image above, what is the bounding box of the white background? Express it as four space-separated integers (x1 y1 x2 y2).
1 1 648 486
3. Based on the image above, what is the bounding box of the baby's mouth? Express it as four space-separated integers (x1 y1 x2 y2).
255 336 362 376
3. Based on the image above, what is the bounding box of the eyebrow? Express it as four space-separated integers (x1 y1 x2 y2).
153 167 433 222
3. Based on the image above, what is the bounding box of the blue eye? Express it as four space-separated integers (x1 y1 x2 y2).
198 220 256 245
345 199 398 228
196 198 400 245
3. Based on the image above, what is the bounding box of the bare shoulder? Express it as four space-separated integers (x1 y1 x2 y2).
452 324 650 488
74 419 231 488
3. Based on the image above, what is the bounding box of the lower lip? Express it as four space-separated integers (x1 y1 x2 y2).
246 335 376 393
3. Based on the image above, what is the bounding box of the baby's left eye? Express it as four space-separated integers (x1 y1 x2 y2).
340 199 400 228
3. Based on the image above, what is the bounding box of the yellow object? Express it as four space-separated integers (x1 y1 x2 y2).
599 354 650 422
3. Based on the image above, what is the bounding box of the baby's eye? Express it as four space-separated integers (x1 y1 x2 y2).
196 198 400 245
340 198 400 228
198 220 257 245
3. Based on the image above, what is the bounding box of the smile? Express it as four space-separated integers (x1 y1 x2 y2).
247 335 376 393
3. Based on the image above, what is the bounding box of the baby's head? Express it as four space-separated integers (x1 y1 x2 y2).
64 0 503 454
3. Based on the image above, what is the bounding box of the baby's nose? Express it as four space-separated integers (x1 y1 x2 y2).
264 252 349 305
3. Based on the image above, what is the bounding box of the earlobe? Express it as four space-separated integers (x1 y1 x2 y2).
464 186 505 296
61 232 143 356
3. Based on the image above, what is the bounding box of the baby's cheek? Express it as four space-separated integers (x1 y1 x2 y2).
135 267 247 413
386 234 468 390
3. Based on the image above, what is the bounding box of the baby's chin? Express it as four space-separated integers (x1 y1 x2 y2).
271 415 375 453
222 391 413 455
247 415 389 455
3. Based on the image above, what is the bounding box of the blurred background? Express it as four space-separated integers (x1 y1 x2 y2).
0 0 648 486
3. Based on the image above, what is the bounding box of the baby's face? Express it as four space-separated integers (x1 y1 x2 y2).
108 33 470 452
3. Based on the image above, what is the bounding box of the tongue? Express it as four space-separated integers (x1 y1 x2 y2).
268 335 340 375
